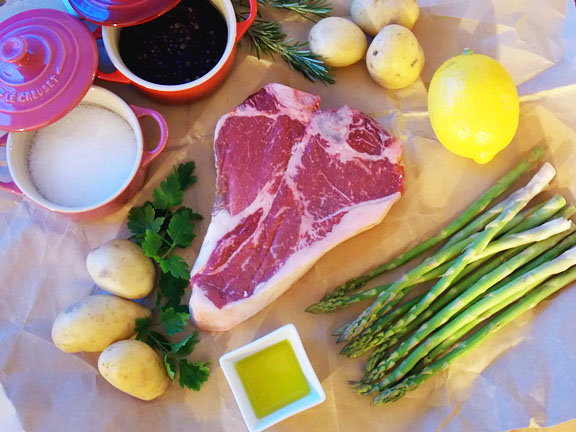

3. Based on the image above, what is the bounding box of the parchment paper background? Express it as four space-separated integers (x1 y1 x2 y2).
1 0 576 431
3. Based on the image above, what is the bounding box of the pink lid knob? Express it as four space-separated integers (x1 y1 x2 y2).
0 36 28 64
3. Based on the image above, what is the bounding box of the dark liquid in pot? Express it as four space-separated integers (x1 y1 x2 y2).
118 0 228 85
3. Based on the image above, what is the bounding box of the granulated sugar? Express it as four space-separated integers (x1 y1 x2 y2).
28 103 138 208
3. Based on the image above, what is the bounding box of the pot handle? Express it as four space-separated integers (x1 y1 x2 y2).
0 134 22 195
236 0 257 43
130 105 169 168
93 26 132 84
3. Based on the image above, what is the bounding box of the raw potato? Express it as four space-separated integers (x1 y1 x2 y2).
366 24 425 90
87 239 155 299
308 17 367 67
98 340 170 401
51 295 151 353
351 0 420 36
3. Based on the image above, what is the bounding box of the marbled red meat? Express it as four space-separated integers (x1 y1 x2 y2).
190 83 404 331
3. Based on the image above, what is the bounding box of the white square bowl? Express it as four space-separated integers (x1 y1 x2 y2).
219 324 326 432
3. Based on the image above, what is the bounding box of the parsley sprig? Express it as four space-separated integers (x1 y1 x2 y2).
128 162 210 391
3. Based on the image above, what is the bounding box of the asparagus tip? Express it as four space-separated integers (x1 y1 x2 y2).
349 380 374 395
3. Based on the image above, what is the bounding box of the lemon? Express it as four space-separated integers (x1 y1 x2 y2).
428 49 519 164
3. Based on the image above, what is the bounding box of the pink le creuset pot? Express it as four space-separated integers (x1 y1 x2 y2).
66 0 258 103
0 9 168 220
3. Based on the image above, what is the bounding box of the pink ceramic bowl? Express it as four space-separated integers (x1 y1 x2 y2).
0 85 168 219
97 0 257 103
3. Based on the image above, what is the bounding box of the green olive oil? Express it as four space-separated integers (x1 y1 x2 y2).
235 340 311 418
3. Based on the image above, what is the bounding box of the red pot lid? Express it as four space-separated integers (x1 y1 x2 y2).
0 9 97 132
68 0 181 27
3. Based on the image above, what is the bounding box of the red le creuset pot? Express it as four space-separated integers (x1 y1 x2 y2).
67 0 258 103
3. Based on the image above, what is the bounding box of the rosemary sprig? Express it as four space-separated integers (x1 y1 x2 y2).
242 18 335 84
235 0 335 85
258 0 332 21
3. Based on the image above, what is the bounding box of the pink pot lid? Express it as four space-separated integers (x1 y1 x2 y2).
68 0 181 27
0 9 97 132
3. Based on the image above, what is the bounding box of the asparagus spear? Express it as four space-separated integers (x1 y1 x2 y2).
503 195 566 235
339 163 556 342
356 164 557 343
307 260 453 314
415 299 514 372
475 218 570 259
316 147 545 302
340 294 425 347
352 245 576 396
372 264 576 404
364 226 572 382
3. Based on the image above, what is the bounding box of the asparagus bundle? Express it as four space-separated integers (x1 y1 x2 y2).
304 149 576 405
343 216 572 359
363 207 576 373
353 246 576 396
363 226 573 383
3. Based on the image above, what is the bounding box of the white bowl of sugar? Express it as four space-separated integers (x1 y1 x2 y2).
0 85 169 218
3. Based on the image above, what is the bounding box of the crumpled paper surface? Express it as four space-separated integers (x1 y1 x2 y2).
1 0 576 431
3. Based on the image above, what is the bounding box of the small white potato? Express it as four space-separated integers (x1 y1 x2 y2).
366 24 424 90
98 340 170 401
308 17 367 68
351 0 420 36
51 295 151 353
87 239 155 299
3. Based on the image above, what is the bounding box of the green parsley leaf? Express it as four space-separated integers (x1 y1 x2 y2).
164 354 177 380
161 307 190 336
175 206 203 221
127 204 164 245
157 255 190 279
142 230 164 259
170 330 200 357
167 210 197 249
172 304 190 314
157 272 189 309
153 170 184 210
135 316 152 334
176 162 197 190
178 360 210 390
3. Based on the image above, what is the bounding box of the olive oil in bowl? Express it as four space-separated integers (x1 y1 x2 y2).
235 340 311 419
219 324 326 432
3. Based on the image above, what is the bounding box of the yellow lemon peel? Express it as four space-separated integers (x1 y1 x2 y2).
428 49 520 164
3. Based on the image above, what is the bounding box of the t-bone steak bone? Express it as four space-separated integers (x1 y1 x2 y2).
190 83 405 331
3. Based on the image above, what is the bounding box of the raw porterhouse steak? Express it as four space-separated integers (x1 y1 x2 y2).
190 83 404 331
